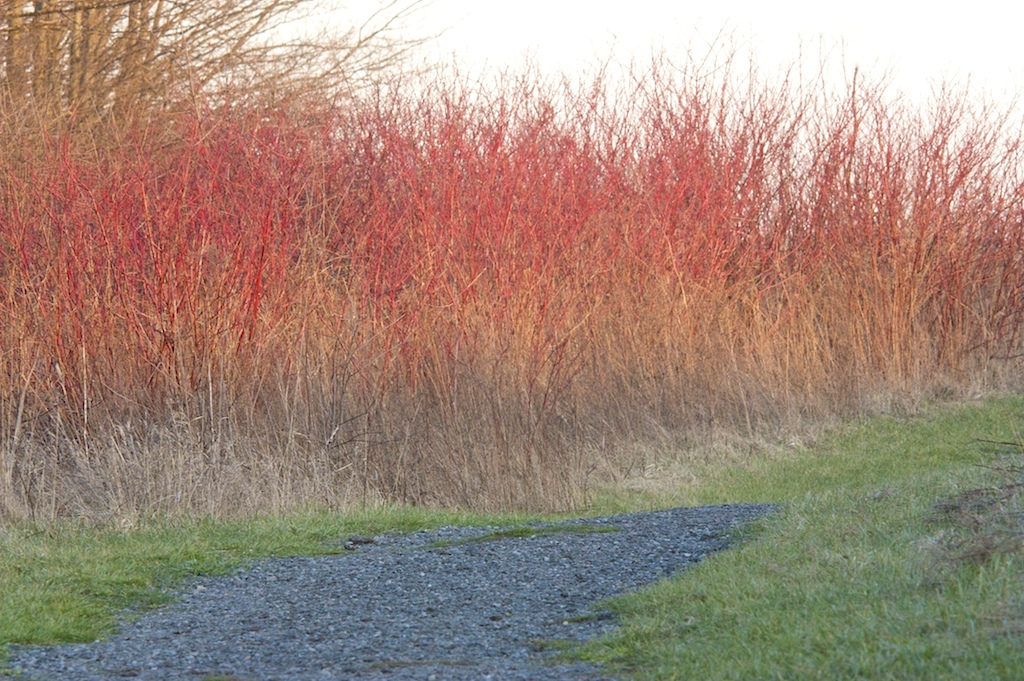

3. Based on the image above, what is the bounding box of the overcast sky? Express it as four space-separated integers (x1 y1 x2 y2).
332 1 1023 104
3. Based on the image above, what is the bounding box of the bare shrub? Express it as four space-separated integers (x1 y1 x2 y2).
2 53 1023 519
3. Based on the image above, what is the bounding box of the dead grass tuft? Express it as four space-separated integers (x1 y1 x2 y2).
928 439 1024 570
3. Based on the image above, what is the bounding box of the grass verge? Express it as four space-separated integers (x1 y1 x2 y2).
0 507 547 654
2 397 1023 679
574 395 1024 680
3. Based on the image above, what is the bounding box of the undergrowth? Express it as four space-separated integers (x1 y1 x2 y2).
1 51 1023 519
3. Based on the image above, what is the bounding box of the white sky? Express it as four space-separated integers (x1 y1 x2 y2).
333 0 1024 105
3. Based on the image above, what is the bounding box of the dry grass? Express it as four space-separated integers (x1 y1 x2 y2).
928 438 1024 572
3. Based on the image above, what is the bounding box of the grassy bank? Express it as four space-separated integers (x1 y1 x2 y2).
3 396 1022 680
576 395 1024 680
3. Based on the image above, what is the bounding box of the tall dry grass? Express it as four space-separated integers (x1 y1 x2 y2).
1 56 1022 519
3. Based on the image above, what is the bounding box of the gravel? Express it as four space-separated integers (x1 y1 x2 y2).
7 503 773 680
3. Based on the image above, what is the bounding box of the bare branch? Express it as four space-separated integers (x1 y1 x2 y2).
0 0 436 123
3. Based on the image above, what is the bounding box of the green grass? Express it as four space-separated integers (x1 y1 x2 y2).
574 396 1024 680
3 396 1023 680
0 507 546 650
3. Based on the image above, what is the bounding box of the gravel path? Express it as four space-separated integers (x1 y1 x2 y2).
7 504 772 680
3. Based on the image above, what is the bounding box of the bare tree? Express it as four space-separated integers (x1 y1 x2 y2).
0 1 434 121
